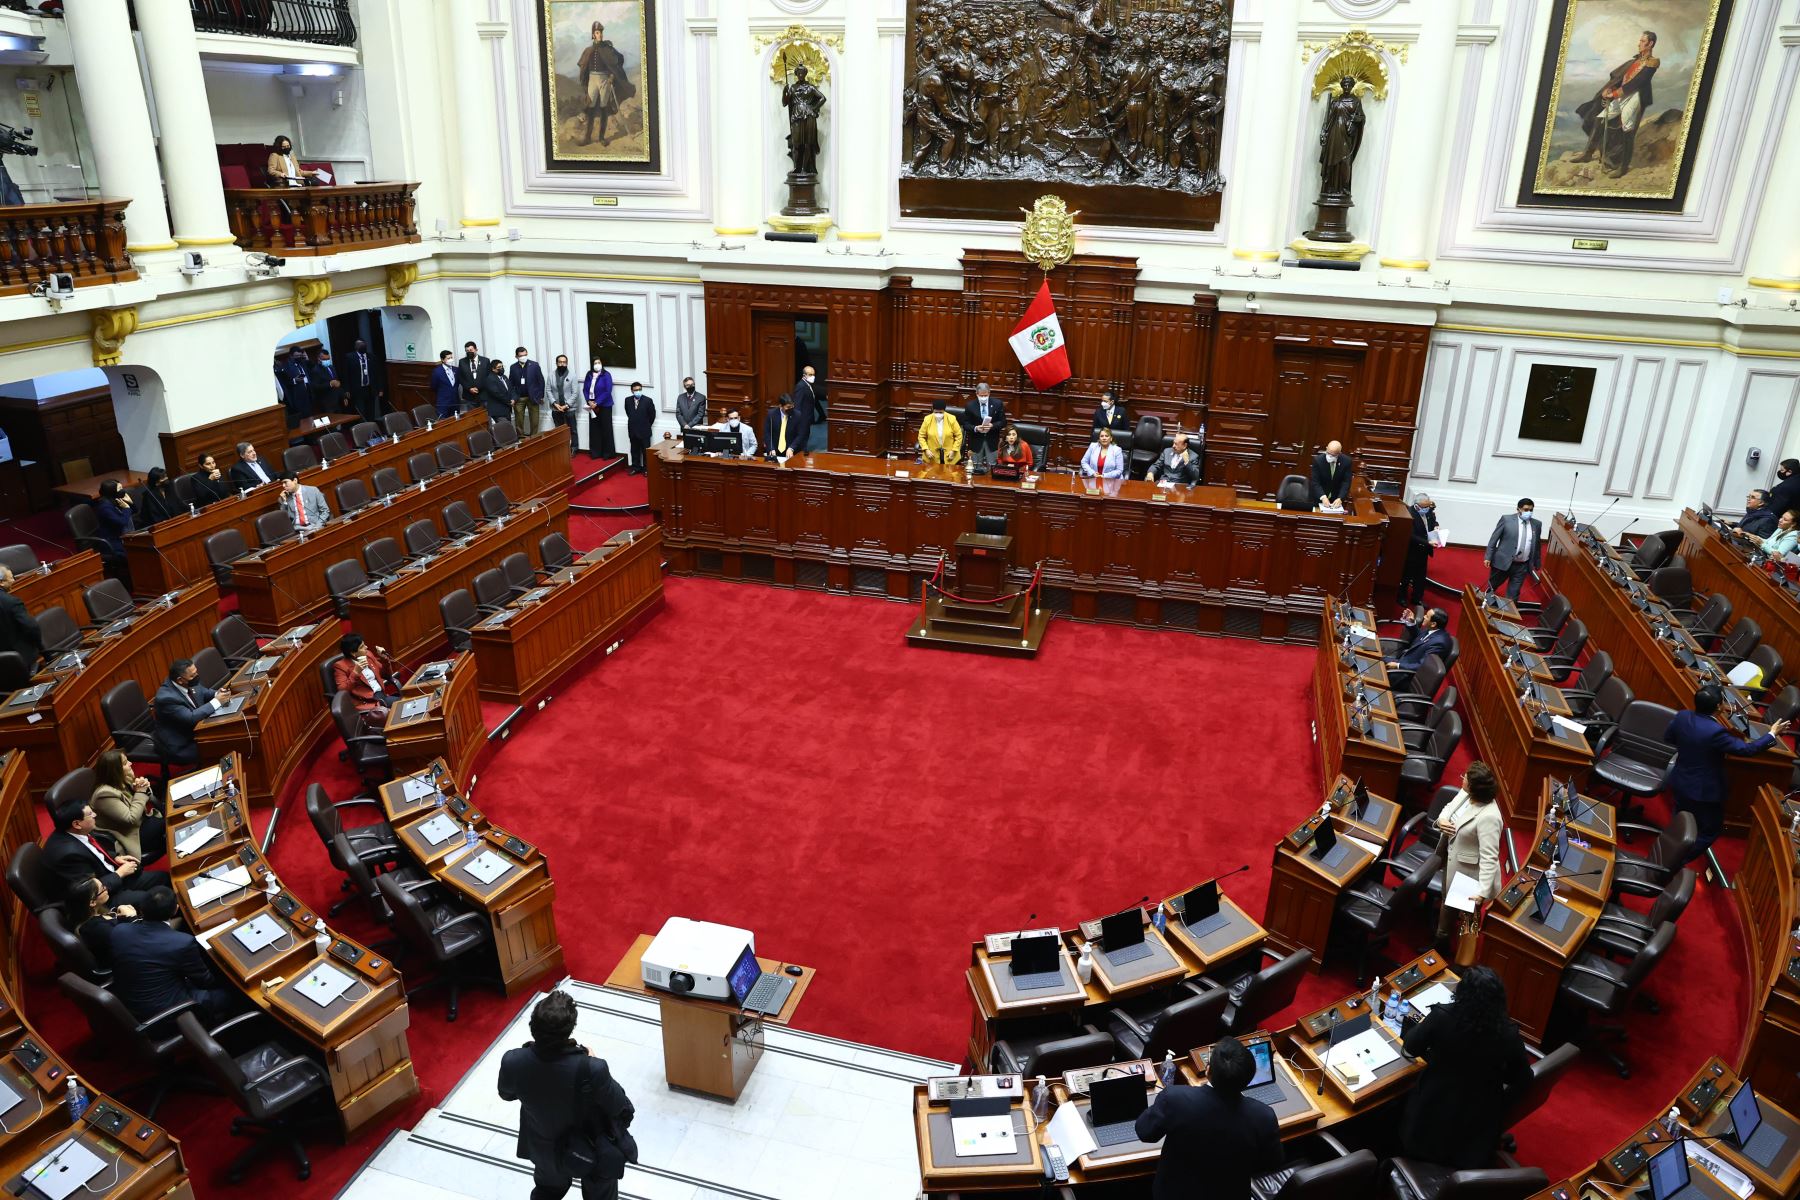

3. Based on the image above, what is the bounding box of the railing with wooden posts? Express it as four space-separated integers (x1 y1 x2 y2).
224 181 422 257
183 0 358 47
0 198 138 297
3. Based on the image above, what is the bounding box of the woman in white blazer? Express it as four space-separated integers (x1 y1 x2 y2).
1079 427 1126 479
1435 761 1505 941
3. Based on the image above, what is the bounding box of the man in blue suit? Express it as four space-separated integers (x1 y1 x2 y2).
107 886 238 1026
152 658 233 767
1387 606 1451 681
1664 685 1790 867
432 349 460 418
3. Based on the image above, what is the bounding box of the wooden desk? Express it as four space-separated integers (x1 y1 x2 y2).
1734 785 1800 1115
384 654 485 782
1479 858 1601 1045
964 941 1094 1070
377 760 564 995
1455 586 1594 829
0 581 220 801
1680 509 1800 690
1313 598 1406 798
6 551 102 620
127 409 485 593
159 402 290 477
470 527 663 703
52 469 145 505
0 753 35 1001
605 933 814 1102
1160 892 1267 973
346 492 569 662
170 757 418 1138
233 428 572 628
193 621 336 807
1264 788 1382 966
650 446 1390 643
1542 516 1794 831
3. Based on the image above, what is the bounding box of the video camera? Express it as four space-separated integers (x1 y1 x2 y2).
0 124 37 158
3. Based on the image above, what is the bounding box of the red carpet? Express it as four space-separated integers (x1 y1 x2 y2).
10 489 1747 1193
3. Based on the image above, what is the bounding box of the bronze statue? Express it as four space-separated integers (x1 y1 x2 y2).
781 65 826 176
1306 76 1366 243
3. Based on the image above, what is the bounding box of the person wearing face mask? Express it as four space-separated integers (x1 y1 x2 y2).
265 134 325 187
93 480 134 560
137 468 184 528
765 394 805 461
794 364 823 430
1091 389 1129 438
309 346 343 415
188 452 232 507
1482 497 1542 600
457 341 490 414
278 348 311 427
509 346 546 437
915 397 963 465
623 382 656 474
332 633 401 724
152 658 232 767
433 349 460 419
720 408 755 457
583 357 617 460
963 382 1005 475
676 376 708 431
1400 492 1438 607
346 338 381 421
1310 440 1353 507
1768 458 1800 521
481 358 514 424
547 355 580 456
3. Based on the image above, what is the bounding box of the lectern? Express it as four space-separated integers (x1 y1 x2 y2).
955 531 1012 601
908 530 1050 657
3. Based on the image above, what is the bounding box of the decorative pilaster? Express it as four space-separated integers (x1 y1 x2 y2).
449 0 503 227
1375 4 1458 270
63 0 174 254
1229 0 1303 260
711 4 760 235
137 0 235 248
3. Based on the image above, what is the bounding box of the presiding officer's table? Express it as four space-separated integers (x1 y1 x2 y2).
650 446 1390 643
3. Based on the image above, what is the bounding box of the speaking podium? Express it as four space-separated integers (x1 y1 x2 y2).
907 530 1050 657
606 935 814 1102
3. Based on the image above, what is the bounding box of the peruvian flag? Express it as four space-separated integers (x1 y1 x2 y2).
1008 281 1072 391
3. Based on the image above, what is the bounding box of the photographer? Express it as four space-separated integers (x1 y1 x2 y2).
0 122 35 207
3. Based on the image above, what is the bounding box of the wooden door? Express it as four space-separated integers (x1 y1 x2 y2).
1266 349 1361 494
752 314 795 432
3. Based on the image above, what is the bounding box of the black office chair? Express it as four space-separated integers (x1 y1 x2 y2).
1391 786 1458 899
318 431 352 460
170 474 197 509
1554 922 1676 1078
406 452 437 483
1712 617 1762 671
538 532 573 574
472 568 509 615
1761 683 1800 725
83 579 135 625
1646 565 1693 610
1207 948 1312 1035
1398 685 1457 753
1128 415 1162 479
191 647 231 691
324 559 369 619
364 536 406 581
317 655 343 705
212 614 265 668
383 411 414 438
1105 984 1229 1062
1277 475 1310 511
1389 657 1448 722
1624 531 1674 579
282 445 319 474
1577 676 1635 747
350 420 381 449
989 1025 1117 1078
403 519 441 559
1609 812 1698 899
500 553 536 599
1252 1141 1378 1200
1535 618 1588 683
440 589 478 652
1676 593 1731 644
410 404 436 429
1522 594 1571 650
1737 644 1783 698
330 692 390 791
334 477 372 514
1558 651 1613 717
64 503 112 561
434 442 467 472
491 419 519 447
376 872 498 1021
5 843 63 916
1497 1043 1579 1154
255 509 295 548
205 528 250 586
372 467 405 498
0 544 38 574
55 973 208 1116
1013 422 1049 471
478 486 510 519
39 910 109 997
1591 867 1695 958
0 653 30 692
175 1010 332 1181
468 429 496 458
1382 1160 1548 1200
45 767 97 818
304 783 401 915
35 607 81 658
100 680 169 781
1399 713 1462 798
441 501 477 538
1588 700 1677 831
1333 848 1444 984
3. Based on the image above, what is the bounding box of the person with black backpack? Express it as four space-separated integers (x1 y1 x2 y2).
498 990 637 1199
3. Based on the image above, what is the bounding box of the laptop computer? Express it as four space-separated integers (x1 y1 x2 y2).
1310 819 1350 870
1006 931 1065 991
1726 1082 1787 1168
948 1096 1016 1158
1099 908 1153 965
1351 778 1370 821
1085 1073 1149 1147
1644 1140 1704 1200
1242 1036 1286 1105
1528 873 1572 933
1177 880 1230 938
727 945 795 1016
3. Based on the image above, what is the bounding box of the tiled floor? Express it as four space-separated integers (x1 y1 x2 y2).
336 978 951 1200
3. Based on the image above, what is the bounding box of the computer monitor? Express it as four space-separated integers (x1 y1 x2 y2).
1245 1037 1276 1088
1645 1140 1690 1200
1531 873 1555 923
681 429 708 454
1008 932 1060 979
1099 908 1146 952
1179 881 1220 926
704 428 743 456
1553 824 1570 864
1728 1082 1763 1148
726 946 761 1007
1351 778 1370 820
1086 1072 1148 1129
1309 818 1339 861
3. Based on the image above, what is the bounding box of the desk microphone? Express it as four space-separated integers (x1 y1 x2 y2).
1214 864 1252 885
1578 493 1621 534
1564 471 1579 523
1613 515 1640 547
1317 1015 1354 1096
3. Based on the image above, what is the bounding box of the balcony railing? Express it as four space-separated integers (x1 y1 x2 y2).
224 182 421 257
188 1 357 47
0 199 138 298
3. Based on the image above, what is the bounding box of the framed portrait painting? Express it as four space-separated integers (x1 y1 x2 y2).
535 0 661 173
1517 0 1732 212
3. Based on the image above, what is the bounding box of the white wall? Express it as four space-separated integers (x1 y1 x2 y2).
0 66 97 202
200 62 374 183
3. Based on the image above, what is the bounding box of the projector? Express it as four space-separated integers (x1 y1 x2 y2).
641 916 753 1001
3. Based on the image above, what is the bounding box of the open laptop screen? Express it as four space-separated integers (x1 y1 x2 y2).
726 946 761 1006
1087 1073 1147 1128
1179 881 1219 924
1729 1082 1762 1147
1246 1038 1275 1088
1008 932 1060 978
1646 1140 1690 1200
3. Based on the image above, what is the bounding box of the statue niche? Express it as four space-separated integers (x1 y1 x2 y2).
899 0 1232 230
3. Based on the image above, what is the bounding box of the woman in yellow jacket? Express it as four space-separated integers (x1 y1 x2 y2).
916 398 963 465
90 749 167 863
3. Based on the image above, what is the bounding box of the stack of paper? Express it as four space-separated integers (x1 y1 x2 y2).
174 823 223 859
1407 982 1455 1014
417 813 459 846
1325 1028 1401 1091
170 767 222 803
186 864 251 907
1046 1101 1098 1162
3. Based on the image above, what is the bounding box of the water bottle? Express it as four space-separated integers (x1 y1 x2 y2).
426 418 434 432
1031 1075 1052 1122
463 822 479 849
1664 1106 1681 1136
1076 943 1095 985
1386 986 1402 1026
65 1076 88 1121
188 503 197 517
1151 906 1167 935
1545 862 1560 898
1159 1050 1179 1088
1368 975 1383 1011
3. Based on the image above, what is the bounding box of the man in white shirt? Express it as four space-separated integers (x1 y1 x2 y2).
708 408 755 456
278 476 331 530
1482 497 1543 600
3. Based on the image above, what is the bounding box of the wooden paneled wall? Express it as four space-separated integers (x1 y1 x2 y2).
703 251 1426 490
159 403 289 476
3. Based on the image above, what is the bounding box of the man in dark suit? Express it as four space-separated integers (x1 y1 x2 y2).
1092 389 1129 438
187 452 233 507
1734 489 1778 539
509 347 547 437
962 382 1004 475
793 364 822 428
1387 607 1451 681
227 442 277 491
346 338 382 421
277 350 311 427
1768 459 1800 522
763 394 800 460
498 990 636 1200
1482 497 1543 600
1134 1036 1280 1200
307 347 342 415
152 658 233 767
432 349 460 419
622 382 655 475
42 799 169 912
674 377 707 431
456 341 490 414
1310 440 1353 507
1400 492 1438 606
107 886 238 1026
1664 686 1789 868
0 566 42 666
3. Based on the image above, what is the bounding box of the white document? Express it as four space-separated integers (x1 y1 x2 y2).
1444 871 1484 913
1325 1028 1400 1090
0 1072 23 1118
1550 714 1588 738
174 823 223 858
1343 833 1383 859
292 963 354 1008
400 775 436 803
20 1139 107 1200
1429 527 1448 547
1408 982 1455 1014
950 1114 1016 1158
186 864 251 907
416 813 459 846
232 913 286 953
463 851 512 885
314 168 333 184
1346 623 1379 647
1687 1140 1754 1199
170 766 222 803
1047 1099 1098 1163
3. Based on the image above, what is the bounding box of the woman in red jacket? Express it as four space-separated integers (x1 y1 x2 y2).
332 633 400 724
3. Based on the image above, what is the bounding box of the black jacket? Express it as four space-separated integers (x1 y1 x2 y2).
1769 473 1800 521
0 588 41 664
457 355 491 405
1408 505 1438 555
963 395 1005 448
1740 507 1778 538
498 1040 634 1175
1400 1006 1532 1170
479 372 513 422
41 828 131 896
1092 403 1130 436
138 485 185 527
152 678 220 762
1311 452 1353 503
186 469 233 507
1135 1083 1281 1200
107 918 225 1024
623 393 656 442
228 457 277 491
